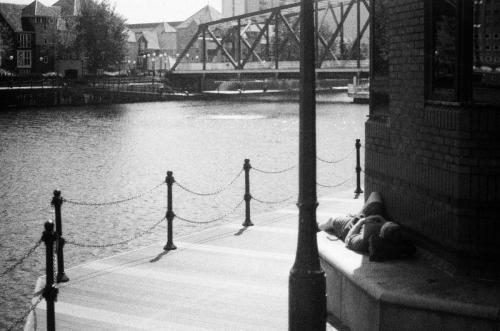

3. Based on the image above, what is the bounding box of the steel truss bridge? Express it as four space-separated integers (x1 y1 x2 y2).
167 0 370 84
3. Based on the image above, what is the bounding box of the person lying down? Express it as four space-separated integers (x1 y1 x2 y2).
318 192 416 261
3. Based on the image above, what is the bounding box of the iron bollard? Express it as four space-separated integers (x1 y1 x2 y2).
355 139 363 194
42 220 58 331
51 190 69 283
242 159 254 227
164 171 177 251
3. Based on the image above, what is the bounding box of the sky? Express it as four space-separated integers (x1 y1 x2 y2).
2 0 222 23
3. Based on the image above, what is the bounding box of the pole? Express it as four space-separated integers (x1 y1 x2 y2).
42 220 58 331
355 139 363 194
357 0 361 69
51 190 69 283
315 0 319 68
164 171 177 251
289 0 325 329
237 19 242 69
340 2 345 58
242 159 253 227
202 26 207 71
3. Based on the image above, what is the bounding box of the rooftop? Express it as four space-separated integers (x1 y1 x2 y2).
0 3 25 32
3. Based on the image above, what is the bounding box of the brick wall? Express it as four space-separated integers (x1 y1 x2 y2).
366 0 500 279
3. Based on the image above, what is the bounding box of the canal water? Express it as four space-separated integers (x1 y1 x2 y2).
0 97 367 329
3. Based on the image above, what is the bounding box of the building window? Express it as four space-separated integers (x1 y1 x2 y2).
17 34 32 49
17 50 32 68
370 0 390 118
426 0 459 101
473 0 500 104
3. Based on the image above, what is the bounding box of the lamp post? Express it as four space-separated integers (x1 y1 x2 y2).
159 54 163 77
289 0 326 330
147 53 151 75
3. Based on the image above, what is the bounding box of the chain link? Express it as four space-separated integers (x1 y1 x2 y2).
1 239 42 278
252 164 297 175
174 169 244 197
62 182 165 207
6 295 43 331
66 217 165 248
317 147 356 164
175 199 244 224
316 176 354 188
252 195 295 205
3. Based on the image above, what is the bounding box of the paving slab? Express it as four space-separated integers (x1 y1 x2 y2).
25 190 361 331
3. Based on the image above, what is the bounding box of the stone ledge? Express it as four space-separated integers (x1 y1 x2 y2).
318 232 500 331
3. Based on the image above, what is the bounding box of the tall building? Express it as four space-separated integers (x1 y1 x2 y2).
222 0 293 18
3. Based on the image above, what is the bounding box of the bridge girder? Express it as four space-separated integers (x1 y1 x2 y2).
170 0 370 74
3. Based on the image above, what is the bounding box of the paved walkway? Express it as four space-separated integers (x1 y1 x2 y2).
27 190 362 331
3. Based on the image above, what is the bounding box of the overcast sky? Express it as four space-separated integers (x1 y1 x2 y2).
2 0 222 23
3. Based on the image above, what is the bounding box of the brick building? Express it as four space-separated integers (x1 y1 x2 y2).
0 3 24 73
0 0 83 76
175 5 221 61
127 21 180 73
368 0 500 279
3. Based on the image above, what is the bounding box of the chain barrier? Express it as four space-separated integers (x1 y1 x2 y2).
252 195 295 205
62 182 165 207
252 164 297 175
174 169 244 197
175 199 244 224
66 217 166 248
0 239 42 278
316 147 356 164
316 176 354 189
6 295 43 331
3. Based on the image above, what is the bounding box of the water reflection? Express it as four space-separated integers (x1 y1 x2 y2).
0 100 367 328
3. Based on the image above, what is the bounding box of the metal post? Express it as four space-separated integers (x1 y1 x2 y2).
340 2 345 58
355 139 363 194
164 171 177 251
237 19 242 68
202 26 207 71
42 220 58 331
289 0 325 329
275 11 280 69
314 0 319 68
242 159 253 227
357 0 361 69
51 190 69 283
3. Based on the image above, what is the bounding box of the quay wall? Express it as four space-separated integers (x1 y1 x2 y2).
0 87 164 109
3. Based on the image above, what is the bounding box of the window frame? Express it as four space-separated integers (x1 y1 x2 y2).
17 50 32 68
17 33 32 49
424 0 473 103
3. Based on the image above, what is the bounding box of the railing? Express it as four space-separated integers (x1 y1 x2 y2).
0 77 63 89
3 139 364 331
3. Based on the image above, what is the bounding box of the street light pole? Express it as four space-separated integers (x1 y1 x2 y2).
288 0 326 330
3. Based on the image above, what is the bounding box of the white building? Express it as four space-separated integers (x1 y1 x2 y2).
222 0 294 18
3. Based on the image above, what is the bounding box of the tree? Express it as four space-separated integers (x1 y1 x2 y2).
75 0 127 74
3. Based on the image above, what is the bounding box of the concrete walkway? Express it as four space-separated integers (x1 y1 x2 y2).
26 190 362 331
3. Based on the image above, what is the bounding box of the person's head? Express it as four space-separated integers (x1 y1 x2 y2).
380 222 403 242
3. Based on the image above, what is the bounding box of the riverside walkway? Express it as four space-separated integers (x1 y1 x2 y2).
26 190 361 331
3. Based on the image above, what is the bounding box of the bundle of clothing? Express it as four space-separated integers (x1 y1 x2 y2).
318 192 416 262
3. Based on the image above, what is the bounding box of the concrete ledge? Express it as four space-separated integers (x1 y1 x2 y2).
318 232 500 331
